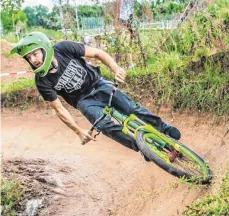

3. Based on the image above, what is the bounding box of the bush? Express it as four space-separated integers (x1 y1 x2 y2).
183 168 229 215
1 177 24 216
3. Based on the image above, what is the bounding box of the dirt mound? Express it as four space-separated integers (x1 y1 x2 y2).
2 107 229 215
1 39 29 74
1 39 15 53
2 158 74 215
186 49 229 75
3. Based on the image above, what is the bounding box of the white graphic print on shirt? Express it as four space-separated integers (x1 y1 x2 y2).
54 60 87 93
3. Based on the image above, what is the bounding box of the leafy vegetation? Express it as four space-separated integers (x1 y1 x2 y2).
97 0 229 117
1 77 35 93
1 177 25 216
1 0 27 32
1 27 64 43
151 0 189 20
122 0 229 117
23 5 60 30
1 0 229 213
1 77 42 109
183 167 229 215
1 0 188 34
133 0 189 21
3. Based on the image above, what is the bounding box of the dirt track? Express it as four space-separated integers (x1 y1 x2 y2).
1 37 229 216
2 106 229 216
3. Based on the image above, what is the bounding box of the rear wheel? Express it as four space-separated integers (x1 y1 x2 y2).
136 131 212 184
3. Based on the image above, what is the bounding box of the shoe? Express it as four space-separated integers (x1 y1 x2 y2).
161 122 181 140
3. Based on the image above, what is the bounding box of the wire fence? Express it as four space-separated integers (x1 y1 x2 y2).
78 19 180 37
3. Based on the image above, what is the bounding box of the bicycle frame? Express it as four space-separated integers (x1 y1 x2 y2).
107 106 209 174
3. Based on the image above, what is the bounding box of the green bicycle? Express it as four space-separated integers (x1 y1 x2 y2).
90 87 213 184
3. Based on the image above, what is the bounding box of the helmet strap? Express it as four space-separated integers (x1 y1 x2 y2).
48 59 58 73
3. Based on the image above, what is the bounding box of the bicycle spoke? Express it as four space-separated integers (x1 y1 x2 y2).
136 131 212 183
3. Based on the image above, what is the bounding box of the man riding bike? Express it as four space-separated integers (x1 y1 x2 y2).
11 32 181 154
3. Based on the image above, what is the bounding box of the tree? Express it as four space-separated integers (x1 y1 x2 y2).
140 3 152 21
134 0 142 18
1 0 24 14
23 5 61 30
23 7 38 27
1 9 27 32
78 5 103 17
1 0 26 31
52 0 68 39
1 11 13 31
48 5 62 30
62 4 75 29
34 5 49 28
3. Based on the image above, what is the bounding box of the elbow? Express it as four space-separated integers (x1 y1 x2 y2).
50 99 66 118
95 49 106 60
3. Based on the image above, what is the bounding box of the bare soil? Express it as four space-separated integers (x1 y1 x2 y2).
2 106 229 216
1 38 229 216
1 39 30 74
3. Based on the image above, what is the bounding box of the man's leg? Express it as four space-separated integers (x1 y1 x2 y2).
92 83 181 140
112 88 181 140
77 96 139 152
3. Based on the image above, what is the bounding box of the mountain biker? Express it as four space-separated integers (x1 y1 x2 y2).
11 32 181 153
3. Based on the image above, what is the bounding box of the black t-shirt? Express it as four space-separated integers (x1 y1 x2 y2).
35 40 101 107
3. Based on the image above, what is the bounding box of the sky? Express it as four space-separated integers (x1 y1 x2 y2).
23 0 54 10
22 0 111 10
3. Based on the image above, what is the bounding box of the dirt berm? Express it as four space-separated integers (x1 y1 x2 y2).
1 38 229 216
2 105 229 215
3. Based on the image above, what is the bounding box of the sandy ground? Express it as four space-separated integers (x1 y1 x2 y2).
1 38 229 216
1 39 30 74
1 106 229 216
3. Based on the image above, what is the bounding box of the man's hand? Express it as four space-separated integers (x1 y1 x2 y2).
114 67 126 83
76 129 96 145
50 98 96 145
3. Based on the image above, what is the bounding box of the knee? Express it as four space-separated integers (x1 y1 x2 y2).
122 103 142 116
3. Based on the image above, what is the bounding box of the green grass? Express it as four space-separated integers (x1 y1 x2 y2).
2 52 12 57
124 0 229 117
1 77 38 109
2 27 64 43
1 177 25 216
1 0 229 117
183 167 229 215
1 77 35 93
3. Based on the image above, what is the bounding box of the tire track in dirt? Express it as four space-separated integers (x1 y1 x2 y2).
2 107 229 216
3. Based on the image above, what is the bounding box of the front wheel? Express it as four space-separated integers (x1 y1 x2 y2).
136 131 212 184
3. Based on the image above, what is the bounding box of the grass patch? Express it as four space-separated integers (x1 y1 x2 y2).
1 77 39 109
100 65 115 81
1 0 229 117
124 0 229 117
183 167 229 215
1 77 35 93
2 52 12 57
1 177 25 216
2 27 64 43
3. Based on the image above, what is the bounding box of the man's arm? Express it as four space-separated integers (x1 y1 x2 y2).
84 46 126 83
50 98 95 144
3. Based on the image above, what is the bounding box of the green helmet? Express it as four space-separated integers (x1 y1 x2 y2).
10 32 54 77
